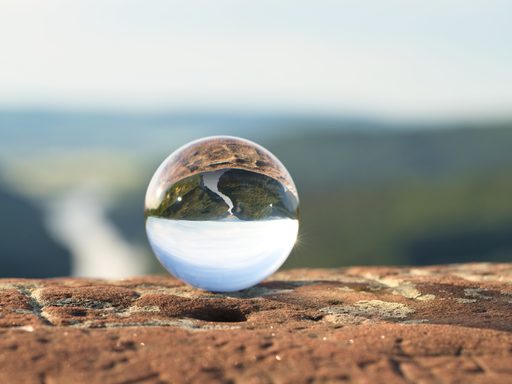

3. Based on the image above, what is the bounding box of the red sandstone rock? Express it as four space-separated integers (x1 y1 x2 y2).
0 263 511 383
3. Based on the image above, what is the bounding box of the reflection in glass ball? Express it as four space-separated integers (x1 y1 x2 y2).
145 136 299 292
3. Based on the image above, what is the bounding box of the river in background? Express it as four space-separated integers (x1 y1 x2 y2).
44 187 150 278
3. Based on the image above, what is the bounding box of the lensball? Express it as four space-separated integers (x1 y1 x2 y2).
144 136 299 292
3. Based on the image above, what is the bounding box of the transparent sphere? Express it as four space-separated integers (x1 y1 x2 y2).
145 136 299 292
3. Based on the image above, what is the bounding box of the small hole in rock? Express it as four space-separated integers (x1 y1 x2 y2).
260 341 273 349
188 307 247 323
70 309 87 317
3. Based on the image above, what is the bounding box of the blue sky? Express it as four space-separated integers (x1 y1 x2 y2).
1 0 511 119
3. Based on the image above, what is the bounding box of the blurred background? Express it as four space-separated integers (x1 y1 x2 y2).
1 1 512 278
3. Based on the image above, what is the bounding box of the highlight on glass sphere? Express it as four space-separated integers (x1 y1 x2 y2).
144 136 299 292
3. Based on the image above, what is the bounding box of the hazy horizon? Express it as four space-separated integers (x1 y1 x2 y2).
1 1 512 120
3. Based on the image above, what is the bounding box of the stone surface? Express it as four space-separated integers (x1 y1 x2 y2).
0 263 511 383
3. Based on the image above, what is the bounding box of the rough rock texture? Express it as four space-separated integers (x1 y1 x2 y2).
1 263 511 383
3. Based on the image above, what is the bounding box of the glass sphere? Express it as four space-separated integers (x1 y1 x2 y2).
145 136 299 292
